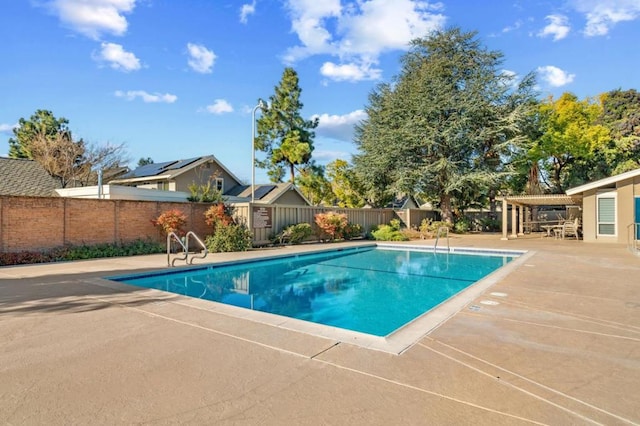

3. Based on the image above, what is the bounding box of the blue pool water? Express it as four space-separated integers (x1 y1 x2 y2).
109 247 516 336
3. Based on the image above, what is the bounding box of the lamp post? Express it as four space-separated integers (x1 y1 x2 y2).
251 98 267 203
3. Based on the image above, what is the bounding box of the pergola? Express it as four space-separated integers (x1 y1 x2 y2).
499 194 583 240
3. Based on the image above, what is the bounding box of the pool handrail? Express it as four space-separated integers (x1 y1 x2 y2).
186 231 208 264
167 231 209 266
434 226 450 253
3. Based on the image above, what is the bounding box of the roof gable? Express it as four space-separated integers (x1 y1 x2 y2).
224 183 311 205
0 157 61 197
110 155 242 185
566 168 640 195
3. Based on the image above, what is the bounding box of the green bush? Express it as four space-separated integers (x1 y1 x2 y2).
453 217 471 234
419 219 453 238
479 217 500 232
371 223 409 241
205 222 253 253
344 223 364 240
0 239 165 266
276 223 314 245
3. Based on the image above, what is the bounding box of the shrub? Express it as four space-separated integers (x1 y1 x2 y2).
314 212 348 241
0 239 165 266
276 223 314 245
453 217 471 234
204 222 253 253
371 224 409 241
152 209 187 236
204 203 234 231
419 219 453 238
343 223 364 240
187 181 224 203
479 217 501 232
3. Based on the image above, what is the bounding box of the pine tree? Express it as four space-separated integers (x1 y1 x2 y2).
255 67 318 182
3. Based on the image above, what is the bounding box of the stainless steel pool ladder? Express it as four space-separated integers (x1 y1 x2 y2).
167 231 209 267
434 226 450 253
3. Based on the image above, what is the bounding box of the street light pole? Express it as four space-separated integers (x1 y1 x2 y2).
251 99 266 203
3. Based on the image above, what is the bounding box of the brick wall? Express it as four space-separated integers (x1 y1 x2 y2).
0 196 213 253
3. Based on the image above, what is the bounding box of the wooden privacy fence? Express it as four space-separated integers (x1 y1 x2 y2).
231 203 396 246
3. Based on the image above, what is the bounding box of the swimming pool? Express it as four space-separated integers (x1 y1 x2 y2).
109 245 520 338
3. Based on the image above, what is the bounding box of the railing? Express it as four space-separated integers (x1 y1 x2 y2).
627 223 639 256
167 231 209 267
434 226 450 253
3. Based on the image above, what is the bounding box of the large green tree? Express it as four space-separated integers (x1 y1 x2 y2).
532 93 610 192
597 88 640 174
9 110 72 159
294 161 332 205
326 159 365 208
354 27 534 222
8 110 129 187
255 67 318 183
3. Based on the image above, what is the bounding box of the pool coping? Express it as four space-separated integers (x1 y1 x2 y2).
102 243 531 355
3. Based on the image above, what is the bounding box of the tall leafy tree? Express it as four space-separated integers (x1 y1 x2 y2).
255 67 318 183
295 161 332 205
137 157 154 167
532 93 610 192
326 159 365 208
8 110 72 159
597 88 640 174
354 27 534 222
8 109 129 187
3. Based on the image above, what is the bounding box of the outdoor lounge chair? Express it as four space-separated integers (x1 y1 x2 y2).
562 218 580 240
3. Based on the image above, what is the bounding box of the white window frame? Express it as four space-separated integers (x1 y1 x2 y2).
596 190 617 237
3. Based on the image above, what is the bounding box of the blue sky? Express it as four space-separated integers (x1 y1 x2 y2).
1 0 639 184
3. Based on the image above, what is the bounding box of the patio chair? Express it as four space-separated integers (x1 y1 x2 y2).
562 218 580 240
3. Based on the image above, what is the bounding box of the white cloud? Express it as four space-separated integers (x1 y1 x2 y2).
537 65 575 87
205 99 234 114
240 0 256 24
313 149 353 163
538 14 570 41
320 62 381 82
283 0 446 82
312 109 367 141
0 123 17 134
114 90 177 103
187 43 216 74
94 42 140 71
502 20 523 33
46 0 136 40
570 0 640 36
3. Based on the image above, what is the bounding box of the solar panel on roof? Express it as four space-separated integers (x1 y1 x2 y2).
224 185 249 197
253 184 276 200
126 160 174 178
165 157 200 170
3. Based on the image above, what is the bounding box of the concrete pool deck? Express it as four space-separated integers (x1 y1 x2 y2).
1 234 639 425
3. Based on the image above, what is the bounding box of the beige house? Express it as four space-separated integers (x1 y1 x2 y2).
224 183 311 206
109 155 241 194
566 168 640 244
500 168 640 245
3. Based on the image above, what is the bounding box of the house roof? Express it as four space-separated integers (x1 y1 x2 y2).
224 183 311 205
0 157 61 197
566 167 640 195
109 155 242 185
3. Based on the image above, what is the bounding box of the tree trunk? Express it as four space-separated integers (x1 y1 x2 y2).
488 187 496 220
289 163 296 183
440 193 453 224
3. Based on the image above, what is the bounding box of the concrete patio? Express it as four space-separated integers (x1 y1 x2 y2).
1 235 639 425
